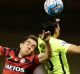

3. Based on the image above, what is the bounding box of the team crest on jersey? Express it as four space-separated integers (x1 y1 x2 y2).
61 41 67 46
20 58 25 63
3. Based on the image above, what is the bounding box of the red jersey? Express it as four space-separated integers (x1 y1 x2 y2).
0 46 40 74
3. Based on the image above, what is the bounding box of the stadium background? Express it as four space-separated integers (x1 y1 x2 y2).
0 0 80 74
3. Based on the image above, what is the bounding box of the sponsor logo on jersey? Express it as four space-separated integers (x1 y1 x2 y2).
5 64 25 72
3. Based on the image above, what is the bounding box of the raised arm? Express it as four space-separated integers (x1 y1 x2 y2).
38 31 51 63
67 44 80 53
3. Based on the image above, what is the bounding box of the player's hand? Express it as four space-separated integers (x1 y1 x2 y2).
42 30 51 42
55 18 60 22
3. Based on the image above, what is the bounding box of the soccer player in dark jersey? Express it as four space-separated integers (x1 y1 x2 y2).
34 18 80 74
0 33 51 74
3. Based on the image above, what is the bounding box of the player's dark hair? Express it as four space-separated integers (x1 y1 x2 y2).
41 19 57 36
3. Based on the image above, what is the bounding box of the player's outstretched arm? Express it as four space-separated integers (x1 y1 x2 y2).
38 31 51 63
68 44 80 53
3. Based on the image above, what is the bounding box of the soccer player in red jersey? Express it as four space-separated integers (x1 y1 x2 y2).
0 32 51 74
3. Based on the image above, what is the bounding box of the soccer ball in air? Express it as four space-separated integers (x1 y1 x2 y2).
44 0 64 16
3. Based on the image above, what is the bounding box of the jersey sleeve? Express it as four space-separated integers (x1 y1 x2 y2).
57 39 71 53
34 55 40 65
0 46 10 56
38 37 45 53
49 37 71 53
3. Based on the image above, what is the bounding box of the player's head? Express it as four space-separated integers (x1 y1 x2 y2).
21 35 38 44
19 35 38 57
41 18 60 37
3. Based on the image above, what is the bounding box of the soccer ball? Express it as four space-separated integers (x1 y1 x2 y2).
44 0 64 16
